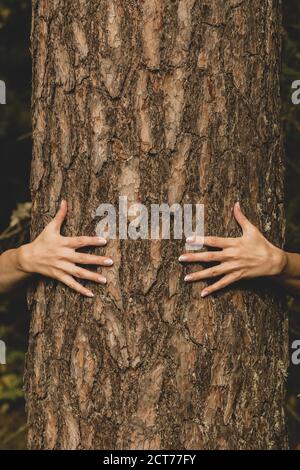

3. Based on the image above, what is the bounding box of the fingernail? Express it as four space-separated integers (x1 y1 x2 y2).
236 201 241 209
184 274 193 282
86 291 94 298
103 258 113 266
98 237 107 245
98 276 107 284
179 255 188 262
186 236 196 243
201 290 208 297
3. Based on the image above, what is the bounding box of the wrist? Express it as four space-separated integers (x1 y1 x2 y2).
17 243 35 274
270 246 288 277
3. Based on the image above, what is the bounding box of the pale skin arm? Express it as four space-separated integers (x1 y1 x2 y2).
0 200 113 297
179 201 300 298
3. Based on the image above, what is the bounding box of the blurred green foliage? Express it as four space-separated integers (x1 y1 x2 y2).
0 0 31 232
0 0 31 450
0 203 30 449
0 0 300 450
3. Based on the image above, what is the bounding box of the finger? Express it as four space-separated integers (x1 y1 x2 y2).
179 251 226 263
65 235 107 248
201 272 241 297
186 235 234 248
59 273 95 297
184 262 235 282
233 202 254 234
52 200 68 233
72 267 107 285
72 252 113 266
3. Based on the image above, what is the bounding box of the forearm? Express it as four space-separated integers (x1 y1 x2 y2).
0 246 32 294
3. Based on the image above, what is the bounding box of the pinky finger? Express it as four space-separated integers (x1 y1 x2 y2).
59 274 95 298
201 272 241 298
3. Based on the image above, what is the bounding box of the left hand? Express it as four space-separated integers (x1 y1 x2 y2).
179 202 287 297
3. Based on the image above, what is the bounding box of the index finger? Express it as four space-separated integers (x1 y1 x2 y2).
65 236 107 249
187 235 235 248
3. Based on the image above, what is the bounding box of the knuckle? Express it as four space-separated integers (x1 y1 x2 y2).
208 237 216 246
57 248 67 261
62 236 71 247
76 237 85 247
53 259 62 269
61 276 70 286
237 269 245 280
228 247 240 261
50 268 59 279
206 252 215 262
76 254 85 264
74 268 83 278
69 236 77 245
65 247 75 259
234 270 242 281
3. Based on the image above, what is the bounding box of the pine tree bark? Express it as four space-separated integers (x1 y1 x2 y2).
26 0 288 450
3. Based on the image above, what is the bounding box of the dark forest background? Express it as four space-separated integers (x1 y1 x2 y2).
0 0 300 449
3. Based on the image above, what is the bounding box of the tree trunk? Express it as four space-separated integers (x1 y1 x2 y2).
26 0 288 450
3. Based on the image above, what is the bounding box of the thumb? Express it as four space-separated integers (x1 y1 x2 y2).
52 200 68 232
233 202 253 234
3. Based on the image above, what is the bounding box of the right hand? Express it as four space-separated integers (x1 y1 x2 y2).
18 200 113 297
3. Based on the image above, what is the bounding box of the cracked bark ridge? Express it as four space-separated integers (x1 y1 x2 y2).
26 0 288 450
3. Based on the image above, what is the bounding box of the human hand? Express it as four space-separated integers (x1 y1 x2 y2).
179 202 287 297
18 200 113 297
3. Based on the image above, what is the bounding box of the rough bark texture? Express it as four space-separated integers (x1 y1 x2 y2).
26 0 288 450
